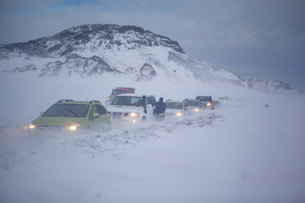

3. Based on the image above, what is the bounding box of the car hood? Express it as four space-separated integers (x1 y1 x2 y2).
32 116 87 127
108 105 144 113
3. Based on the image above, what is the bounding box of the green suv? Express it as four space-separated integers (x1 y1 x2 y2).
28 99 111 132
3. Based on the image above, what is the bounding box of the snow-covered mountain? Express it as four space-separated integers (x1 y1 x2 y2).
0 24 300 94
242 77 302 94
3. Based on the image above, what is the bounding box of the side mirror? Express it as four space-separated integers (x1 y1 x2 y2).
92 113 100 119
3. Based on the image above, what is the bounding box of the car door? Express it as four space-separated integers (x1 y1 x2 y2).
88 104 110 129
96 104 111 125
145 96 155 120
183 102 190 116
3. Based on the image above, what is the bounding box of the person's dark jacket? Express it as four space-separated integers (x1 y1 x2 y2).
154 97 166 114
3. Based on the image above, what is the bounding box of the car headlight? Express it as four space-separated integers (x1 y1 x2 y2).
106 97 110 101
130 112 139 118
176 112 182 117
28 123 36 130
194 108 200 112
67 124 79 131
206 102 212 106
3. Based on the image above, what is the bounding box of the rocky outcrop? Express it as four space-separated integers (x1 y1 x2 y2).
136 63 156 81
0 24 184 58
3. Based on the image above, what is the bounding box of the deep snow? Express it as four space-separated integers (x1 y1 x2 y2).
1 73 305 203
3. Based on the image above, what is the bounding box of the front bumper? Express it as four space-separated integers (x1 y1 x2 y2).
109 112 145 123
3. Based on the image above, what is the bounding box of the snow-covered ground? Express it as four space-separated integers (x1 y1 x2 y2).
1 73 305 203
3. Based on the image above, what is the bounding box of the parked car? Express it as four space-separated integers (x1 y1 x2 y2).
196 96 214 110
105 87 135 104
165 100 189 119
183 98 201 115
107 94 156 123
28 99 111 132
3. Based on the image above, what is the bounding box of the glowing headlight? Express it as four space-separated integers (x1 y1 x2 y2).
194 108 200 112
67 124 79 131
130 112 139 118
28 123 36 130
106 97 110 101
176 112 182 117
206 102 212 106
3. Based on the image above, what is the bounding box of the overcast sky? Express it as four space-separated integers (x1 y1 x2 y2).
1 0 305 91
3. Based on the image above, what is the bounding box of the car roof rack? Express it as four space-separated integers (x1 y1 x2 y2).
89 100 101 104
57 99 74 103
116 87 135 89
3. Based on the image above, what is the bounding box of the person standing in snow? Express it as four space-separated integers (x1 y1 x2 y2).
141 95 148 120
154 97 166 121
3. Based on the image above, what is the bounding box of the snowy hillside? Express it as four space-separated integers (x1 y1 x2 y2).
0 24 299 93
242 77 302 94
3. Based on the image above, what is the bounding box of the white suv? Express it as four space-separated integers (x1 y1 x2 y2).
107 94 156 123
165 100 190 119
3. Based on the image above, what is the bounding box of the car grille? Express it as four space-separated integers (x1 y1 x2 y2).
165 113 175 116
113 112 122 117
37 126 65 131
111 112 129 118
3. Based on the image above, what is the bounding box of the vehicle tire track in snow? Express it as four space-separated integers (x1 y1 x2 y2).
0 113 222 169
74 113 222 158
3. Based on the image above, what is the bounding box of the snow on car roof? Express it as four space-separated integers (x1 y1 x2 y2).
115 93 154 97
115 87 135 90
165 100 183 103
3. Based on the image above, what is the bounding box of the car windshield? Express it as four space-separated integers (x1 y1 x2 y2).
185 100 199 106
43 103 89 117
112 90 129 95
111 96 143 106
165 102 183 109
196 96 212 101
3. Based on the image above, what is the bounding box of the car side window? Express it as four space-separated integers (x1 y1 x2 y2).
148 96 156 106
89 105 98 118
96 104 107 115
147 97 151 105
184 103 189 110
147 97 156 107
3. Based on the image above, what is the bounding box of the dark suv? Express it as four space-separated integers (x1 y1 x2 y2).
196 96 214 110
